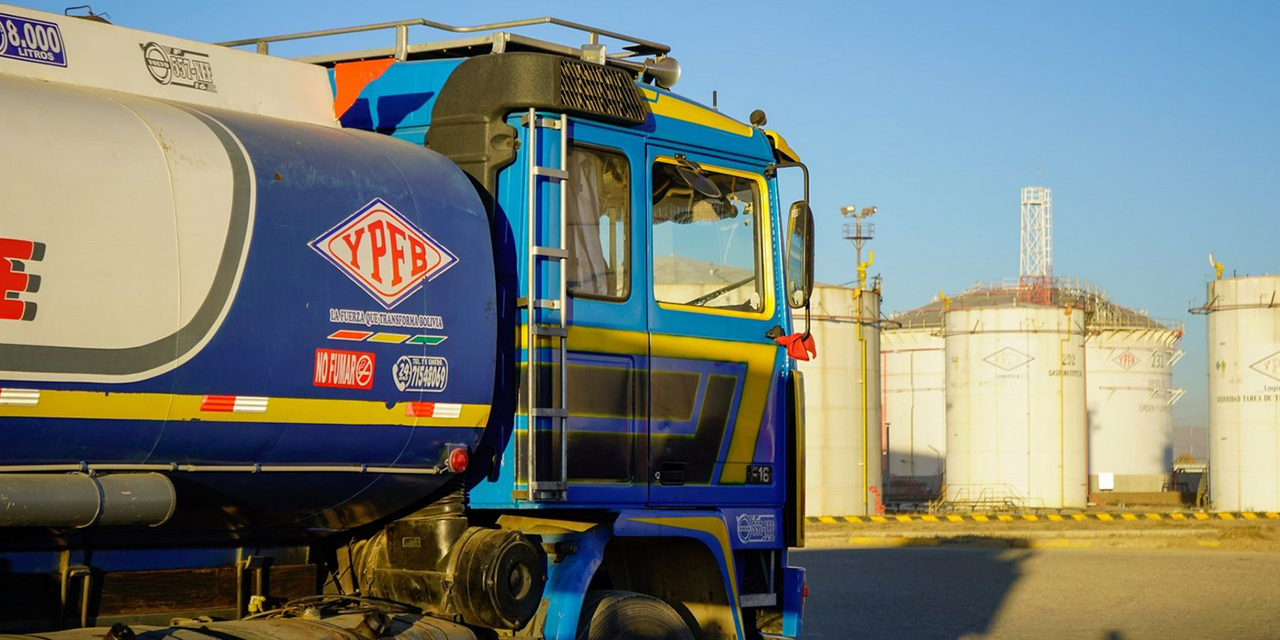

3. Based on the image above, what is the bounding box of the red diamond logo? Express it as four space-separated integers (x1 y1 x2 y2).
310 199 458 309
983 347 1032 371
1251 351 1280 382
1115 350 1139 370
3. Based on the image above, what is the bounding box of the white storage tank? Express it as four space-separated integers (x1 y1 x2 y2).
945 303 1088 509
882 314 946 501
800 283 882 516
1205 275 1280 512
1085 314 1184 494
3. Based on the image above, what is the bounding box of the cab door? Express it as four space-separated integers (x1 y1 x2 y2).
559 121 649 505
645 145 787 506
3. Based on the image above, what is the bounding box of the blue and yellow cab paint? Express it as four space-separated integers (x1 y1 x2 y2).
332 55 805 639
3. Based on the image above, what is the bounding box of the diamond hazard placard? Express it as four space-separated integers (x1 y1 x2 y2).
310 198 458 309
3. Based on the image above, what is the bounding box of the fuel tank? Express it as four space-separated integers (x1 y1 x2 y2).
0 72 496 533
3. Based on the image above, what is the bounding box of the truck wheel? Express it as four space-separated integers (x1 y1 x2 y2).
576 590 694 640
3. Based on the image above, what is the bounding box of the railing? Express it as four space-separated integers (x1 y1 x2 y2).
883 315 944 331
1190 287 1280 314
931 484 1047 514
218 16 669 69
887 277 1184 334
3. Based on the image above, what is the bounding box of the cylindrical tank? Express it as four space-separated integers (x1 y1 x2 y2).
0 73 496 531
1206 275 1280 512
801 284 881 516
945 305 1087 509
1085 326 1183 493
882 326 946 501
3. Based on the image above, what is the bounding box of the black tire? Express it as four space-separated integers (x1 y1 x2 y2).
576 590 695 640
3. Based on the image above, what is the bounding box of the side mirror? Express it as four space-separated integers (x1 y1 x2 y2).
786 200 814 309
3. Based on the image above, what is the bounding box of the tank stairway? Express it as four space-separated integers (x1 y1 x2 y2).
930 484 1046 514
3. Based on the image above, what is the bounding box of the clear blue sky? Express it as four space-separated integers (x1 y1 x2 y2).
16 0 1280 428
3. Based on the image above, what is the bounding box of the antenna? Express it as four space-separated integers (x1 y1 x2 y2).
1019 186 1052 304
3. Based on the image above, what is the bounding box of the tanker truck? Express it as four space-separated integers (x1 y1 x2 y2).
0 5 815 639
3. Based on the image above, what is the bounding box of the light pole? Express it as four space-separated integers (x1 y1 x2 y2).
841 205 877 290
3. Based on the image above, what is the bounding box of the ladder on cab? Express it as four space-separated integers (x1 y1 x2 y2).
521 108 569 501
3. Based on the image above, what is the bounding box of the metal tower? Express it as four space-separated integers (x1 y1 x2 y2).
1019 186 1053 304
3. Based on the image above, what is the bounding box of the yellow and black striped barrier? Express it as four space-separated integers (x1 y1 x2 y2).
807 511 1280 524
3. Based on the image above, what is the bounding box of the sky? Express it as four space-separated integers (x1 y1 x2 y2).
13 0 1280 429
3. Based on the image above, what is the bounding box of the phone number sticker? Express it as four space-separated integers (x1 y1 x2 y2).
0 13 67 67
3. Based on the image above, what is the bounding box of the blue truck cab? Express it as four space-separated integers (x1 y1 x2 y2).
321 24 813 638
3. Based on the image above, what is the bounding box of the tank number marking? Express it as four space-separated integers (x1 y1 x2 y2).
0 238 44 322
0 13 66 67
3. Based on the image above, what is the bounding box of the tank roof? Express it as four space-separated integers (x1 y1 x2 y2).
888 277 1182 333
0 4 335 127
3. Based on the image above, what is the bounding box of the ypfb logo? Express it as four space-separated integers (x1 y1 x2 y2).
1250 351 1280 383
983 347 1032 372
311 199 458 309
1114 350 1139 370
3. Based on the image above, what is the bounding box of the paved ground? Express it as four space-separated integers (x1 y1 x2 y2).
794 546 1280 640
803 517 1280 552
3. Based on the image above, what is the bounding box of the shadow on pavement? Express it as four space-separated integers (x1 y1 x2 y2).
794 545 1030 640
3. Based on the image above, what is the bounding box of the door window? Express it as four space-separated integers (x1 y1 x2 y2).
567 145 630 299
651 160 764 312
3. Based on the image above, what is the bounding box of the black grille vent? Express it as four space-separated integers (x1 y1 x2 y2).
559 58 647 124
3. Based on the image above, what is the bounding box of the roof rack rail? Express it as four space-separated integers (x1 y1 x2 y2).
218 17 672 73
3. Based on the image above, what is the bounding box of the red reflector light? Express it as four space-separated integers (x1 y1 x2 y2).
448 447 469 473
802 583 809 598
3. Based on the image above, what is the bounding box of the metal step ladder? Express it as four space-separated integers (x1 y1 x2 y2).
521 108 569 501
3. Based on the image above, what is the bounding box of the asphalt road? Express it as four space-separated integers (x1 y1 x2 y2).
793 546 1280 640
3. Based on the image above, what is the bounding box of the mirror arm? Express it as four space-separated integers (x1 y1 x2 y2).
801 296 812 339
766 161 809 203
772 160 815 313
804 200 815 330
